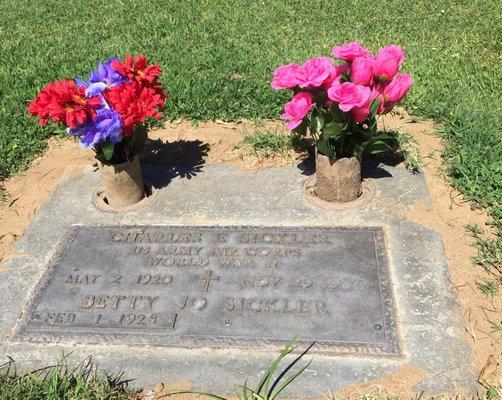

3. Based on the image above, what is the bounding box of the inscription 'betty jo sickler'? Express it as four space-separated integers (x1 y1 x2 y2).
16 226 400 357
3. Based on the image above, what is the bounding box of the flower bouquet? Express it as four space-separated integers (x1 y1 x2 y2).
28 54 167 208
272 42 413 202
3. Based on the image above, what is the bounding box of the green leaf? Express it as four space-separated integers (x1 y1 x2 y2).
235 384 244 400
310 110 325 134
235 380 251 400
371 133 394 140
370 133 395 145
365 139 393 155
292 119 308 136
369 99 381 118
270 358 313 400
315 139 335 158
369 120 377 136
101 142 114 161
322 122 342 141
256 334 299 394
329 104 345 123
357 132 397 156
268 341 316 399
354 142 365 158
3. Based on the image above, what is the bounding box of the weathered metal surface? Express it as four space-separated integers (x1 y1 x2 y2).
15 225 400 356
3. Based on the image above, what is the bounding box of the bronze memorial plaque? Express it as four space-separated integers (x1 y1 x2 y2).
14 226 400 356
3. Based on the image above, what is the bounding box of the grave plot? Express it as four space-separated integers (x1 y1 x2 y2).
1 162 477 397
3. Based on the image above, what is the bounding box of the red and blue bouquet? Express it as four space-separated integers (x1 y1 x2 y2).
28 54 167 163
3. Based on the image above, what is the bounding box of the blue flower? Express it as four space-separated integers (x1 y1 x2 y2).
80 57 127 97
68 104 123 148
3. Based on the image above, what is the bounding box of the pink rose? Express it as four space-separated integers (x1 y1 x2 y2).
332 42 370 62
271 63 301 90
280 92 315 130
321 63 350 89
373 44 405 82
327 82 371 112
296 56 333 88
383 73 413 103
335 63 350 76
350 56 374 86
349 89 380 123
381 73 413 113
349 104 371 124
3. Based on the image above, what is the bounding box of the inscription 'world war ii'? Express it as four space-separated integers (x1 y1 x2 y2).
14 226 400 356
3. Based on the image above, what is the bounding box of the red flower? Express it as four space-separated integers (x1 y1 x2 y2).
28 80 101 129
104 81 166 134
111 54 162 85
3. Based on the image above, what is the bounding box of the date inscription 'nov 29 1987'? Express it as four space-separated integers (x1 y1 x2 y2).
14 226 400 356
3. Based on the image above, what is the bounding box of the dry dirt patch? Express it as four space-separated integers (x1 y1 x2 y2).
0 114 500 395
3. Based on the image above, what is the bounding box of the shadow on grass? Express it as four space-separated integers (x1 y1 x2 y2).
140 138 210 189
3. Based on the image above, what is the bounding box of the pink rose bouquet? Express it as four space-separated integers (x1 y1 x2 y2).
271 42 413 159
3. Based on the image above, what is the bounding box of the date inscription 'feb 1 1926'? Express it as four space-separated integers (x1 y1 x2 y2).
14 226 400 356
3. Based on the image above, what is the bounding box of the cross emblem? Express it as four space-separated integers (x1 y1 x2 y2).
200 270 220 292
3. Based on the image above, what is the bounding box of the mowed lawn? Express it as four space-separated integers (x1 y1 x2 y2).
0 0 500 217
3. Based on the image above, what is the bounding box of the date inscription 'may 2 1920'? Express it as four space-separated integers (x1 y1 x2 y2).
14 226 401 356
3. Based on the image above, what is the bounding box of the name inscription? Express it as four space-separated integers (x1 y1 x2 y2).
14 226 400 356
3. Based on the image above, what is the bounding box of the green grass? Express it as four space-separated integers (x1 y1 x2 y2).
0 358 136 399
381 129 422 171
2 356 500 400
395 133 422 172
476 279 499 298
0 1 500 280
168 335 314 400
490 320 502 334
467 224 502 290
238 126 307 158
239 127 422 170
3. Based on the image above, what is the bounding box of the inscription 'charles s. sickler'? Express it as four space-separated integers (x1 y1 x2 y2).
15 226 400 356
